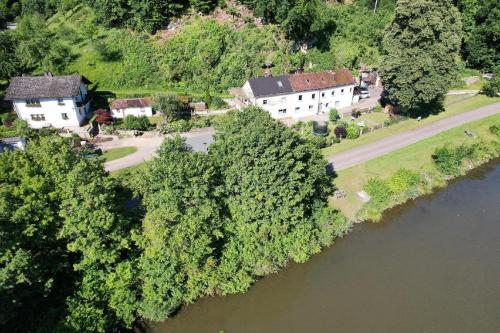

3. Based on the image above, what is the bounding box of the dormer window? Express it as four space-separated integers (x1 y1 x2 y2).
298 95 303 101
321 92 325 97
26 99 41 107
341 89 345 95
277 81 283 88
263 99 268 105
312 93 316 99
57 98 65 105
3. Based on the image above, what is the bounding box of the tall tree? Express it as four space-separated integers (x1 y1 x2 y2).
209 107 336 293
379 0 462 111
133 137 223 321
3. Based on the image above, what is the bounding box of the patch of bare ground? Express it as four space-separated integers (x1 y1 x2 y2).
153 0 262 44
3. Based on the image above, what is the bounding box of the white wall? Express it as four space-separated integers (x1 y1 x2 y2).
249 84 355 119
13 97 87 129
111 106 153 119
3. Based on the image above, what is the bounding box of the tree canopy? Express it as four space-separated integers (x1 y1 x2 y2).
379 0 462 111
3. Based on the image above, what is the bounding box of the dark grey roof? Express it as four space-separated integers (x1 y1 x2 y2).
248 75 293 98
0 137 25 152
4 75 91 100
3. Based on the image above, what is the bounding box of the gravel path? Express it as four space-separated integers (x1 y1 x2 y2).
328 102 500 171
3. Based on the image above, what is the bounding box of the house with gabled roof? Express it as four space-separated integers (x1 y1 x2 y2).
110 97 153 118
4 73 92 129
239 69 356 119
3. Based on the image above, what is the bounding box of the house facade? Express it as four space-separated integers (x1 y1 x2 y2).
4 73 92 129
239 69 356 119
110 98 153 118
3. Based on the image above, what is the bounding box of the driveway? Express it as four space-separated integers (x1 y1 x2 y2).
328 102 500 171
102 128 215 172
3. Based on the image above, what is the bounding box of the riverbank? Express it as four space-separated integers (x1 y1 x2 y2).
331 114 500 221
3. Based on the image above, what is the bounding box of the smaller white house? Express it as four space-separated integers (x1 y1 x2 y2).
4 73 92 129
110 98 153 118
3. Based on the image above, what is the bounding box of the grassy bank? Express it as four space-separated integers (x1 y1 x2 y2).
322 94 500 156
102 146 137 162
331 114 500 220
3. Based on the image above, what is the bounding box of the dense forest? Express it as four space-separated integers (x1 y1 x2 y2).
1 0 498 97
1 1 499 332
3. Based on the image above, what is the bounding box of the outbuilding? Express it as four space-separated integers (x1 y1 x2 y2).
110 98 153 118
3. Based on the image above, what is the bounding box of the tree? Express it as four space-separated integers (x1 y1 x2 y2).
94 108 113 125
0 33 18 82
483 70 500 97
209 107 335 293
133 137 223 320
123 115 150 130
462 0 499 71
379 0 462 111
152 93 184 121
329 108 340 123
191 0 218 14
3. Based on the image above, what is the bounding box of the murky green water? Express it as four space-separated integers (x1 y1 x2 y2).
146 160 500 333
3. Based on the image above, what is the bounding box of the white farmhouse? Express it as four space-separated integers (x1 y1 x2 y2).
4 73 92 129
239 69 356 119
110 98 153 118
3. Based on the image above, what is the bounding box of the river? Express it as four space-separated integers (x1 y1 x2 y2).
146 160 500 333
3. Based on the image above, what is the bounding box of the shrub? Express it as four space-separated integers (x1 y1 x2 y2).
373 104 383 113
190 116 211 129
123 115 150 130
483 74 499 97
334 126 347 139
346 123 360 139
158 119 192 134
387 169 421 194
364 177 393 207
336 120 348 128
351 109 362 118
490 124 500 137
209 96 228 109
152 93 184 121
329 108 340 122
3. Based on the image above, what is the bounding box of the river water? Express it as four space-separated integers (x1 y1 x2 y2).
146 161 500 333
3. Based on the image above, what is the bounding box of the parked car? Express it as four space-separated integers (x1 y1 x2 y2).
360 90 371 99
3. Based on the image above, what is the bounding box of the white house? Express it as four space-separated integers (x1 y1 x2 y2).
238 69 356 119
110 98 153 118
4 73 92 129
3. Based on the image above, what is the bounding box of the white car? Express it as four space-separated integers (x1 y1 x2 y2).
360 90 371 99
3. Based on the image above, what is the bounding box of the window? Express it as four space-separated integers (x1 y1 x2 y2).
278 109 287 114
312 93 316 99
140 107 145 113
26 99 41 107
277 81 283 87
295 107 300 112
57 98 65 105
341 89 345 95
321 92 325 98
309 105 314 109
263 99 268 105
30 114 45 121
349 87 353 92
325 103 329 108
61 113 69 120
298 95 303 101
332 91 335 96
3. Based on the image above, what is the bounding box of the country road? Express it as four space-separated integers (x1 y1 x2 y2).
103 128 214 172
328 102 500 171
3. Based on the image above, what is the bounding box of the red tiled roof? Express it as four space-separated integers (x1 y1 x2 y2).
111 97 151 109
288 69 356 92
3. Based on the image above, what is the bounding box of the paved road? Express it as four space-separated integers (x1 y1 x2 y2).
103 128 214 172
328 102 500 171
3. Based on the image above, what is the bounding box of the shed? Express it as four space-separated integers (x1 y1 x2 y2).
110 98 153 119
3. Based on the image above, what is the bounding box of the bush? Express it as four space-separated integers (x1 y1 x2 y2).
190 116 211 129
346 123 360 139
158 119 192 134
364 177 393 207
386 169 421 194
123 115 150 130
209 96 228 109
490 124 500 137
334 126 347 139
373 104 383 113
432 145 477 176
351 109 362 118
329 108 340 122
483 74 499 97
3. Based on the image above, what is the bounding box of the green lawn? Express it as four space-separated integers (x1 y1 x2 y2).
330 114 500 220
110 162 145 179
322 94 500 156
102 147 137 162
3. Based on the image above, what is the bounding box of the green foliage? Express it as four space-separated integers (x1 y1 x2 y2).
134 137 223 320
346 123 360 139
328 108 339 123
158 119 192 134
0 33 18 81
14 14 71 74
482 72 500 97
432 144 485 176
386 168 421 194
364 177 393 207
123 115 151 130
461 0 499 71
379 0 462 110
152 93 184 121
